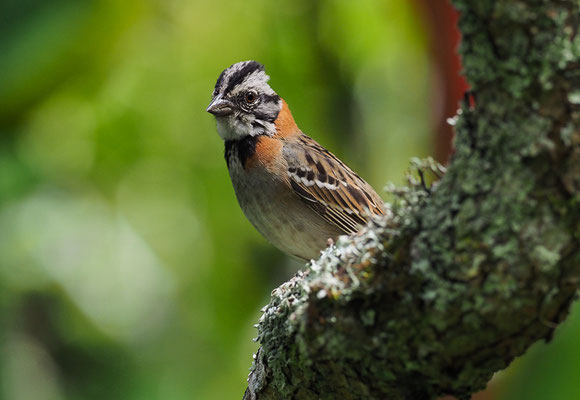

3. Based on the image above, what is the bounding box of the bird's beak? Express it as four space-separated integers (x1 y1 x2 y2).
206 96 234 116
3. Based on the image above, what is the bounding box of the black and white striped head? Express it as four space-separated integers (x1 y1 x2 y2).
207 61 282 141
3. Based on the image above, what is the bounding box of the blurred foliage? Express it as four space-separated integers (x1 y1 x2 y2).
0 0 577 399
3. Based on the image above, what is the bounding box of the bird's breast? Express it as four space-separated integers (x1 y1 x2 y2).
226 142 341 260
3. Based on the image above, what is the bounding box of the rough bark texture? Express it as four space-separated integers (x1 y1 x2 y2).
243 1 580 399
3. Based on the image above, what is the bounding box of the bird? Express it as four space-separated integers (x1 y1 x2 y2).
207 60 385 261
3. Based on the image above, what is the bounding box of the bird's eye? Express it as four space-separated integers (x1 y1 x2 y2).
245 91 257 104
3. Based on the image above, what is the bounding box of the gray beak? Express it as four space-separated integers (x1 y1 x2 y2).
206 96 234 116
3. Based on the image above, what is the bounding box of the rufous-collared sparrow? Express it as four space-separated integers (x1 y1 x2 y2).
207 61 385 261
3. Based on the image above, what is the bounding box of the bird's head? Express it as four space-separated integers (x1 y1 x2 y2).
207 61 282 141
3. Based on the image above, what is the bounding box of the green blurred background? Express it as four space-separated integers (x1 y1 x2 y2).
0 1 578 399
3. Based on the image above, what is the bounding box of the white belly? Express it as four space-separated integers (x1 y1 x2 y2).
228 162 340 260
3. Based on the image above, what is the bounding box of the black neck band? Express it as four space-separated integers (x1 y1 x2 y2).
224 136 259 169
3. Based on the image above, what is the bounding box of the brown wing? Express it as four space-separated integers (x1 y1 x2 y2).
282 134 385 235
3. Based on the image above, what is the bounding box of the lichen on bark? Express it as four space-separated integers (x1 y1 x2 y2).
243 1 580 399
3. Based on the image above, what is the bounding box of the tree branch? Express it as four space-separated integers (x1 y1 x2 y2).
243 1 580 399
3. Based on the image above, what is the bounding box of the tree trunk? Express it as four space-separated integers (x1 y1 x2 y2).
243 1 580 399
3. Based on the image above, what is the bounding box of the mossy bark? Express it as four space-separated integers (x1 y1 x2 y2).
243 1 580 399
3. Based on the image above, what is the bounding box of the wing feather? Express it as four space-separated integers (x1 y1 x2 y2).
283 134 385 235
